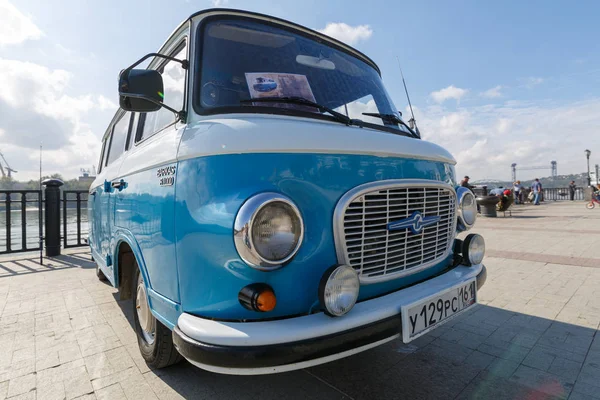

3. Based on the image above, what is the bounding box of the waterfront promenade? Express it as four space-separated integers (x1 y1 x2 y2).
1 201 600 399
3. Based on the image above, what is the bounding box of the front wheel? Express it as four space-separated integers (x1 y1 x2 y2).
587 202 595 209
133 268 182 368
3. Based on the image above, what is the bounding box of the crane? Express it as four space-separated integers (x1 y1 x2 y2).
511 161 557 182
0 151 17 178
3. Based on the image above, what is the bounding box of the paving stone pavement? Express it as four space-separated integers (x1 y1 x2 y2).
1 201 600 399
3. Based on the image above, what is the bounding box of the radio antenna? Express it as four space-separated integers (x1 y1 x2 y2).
396 57 420 138
39 142 43 265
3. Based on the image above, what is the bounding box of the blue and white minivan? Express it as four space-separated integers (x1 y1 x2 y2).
90 8 487 375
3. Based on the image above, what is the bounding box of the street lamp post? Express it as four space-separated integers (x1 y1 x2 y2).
585 149 591 186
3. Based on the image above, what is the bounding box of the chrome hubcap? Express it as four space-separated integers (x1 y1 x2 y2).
136 276 155 344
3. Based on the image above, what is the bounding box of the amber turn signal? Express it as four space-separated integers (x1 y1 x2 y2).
256 289 276 312
239 283 277 312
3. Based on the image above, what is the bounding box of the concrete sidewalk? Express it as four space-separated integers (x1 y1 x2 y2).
1 201 600 399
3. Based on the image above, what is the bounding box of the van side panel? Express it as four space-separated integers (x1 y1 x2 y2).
115 125 184 305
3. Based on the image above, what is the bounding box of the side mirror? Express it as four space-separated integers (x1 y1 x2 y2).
118 69 164 112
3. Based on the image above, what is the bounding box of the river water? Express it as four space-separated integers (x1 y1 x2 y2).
0 207 89 253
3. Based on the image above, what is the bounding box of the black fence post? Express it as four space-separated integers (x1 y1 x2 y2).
43 178 64 257
5 193 11 253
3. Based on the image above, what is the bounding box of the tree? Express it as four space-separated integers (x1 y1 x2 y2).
0 176 15 190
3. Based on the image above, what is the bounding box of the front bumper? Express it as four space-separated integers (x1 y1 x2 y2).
172 263 487 375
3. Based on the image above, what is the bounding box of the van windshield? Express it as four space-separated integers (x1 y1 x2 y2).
196 17 414 137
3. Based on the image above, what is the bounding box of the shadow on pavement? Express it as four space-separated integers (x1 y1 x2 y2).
509 216 546 219
111 296 596 400
0 250 94 278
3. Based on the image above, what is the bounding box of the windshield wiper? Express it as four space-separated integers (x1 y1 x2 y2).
241 96 363 127
362 112 418 138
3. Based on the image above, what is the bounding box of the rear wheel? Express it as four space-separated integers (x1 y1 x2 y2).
133 267 182 368
587 202 595 209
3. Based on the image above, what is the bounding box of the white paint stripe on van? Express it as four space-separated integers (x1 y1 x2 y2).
184 335 399 375
178 114 456 165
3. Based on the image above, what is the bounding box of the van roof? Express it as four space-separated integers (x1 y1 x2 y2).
168 8 381 76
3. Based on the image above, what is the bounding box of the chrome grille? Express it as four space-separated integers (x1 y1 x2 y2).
334 181 456 283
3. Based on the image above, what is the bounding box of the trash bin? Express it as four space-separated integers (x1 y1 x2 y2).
476 196 500 218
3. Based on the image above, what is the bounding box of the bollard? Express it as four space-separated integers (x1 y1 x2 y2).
476 196 500 218
584 186 594 202
43 178 64 257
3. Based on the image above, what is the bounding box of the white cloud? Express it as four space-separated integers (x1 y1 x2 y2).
417 98 600 181
210 0 229 6
0 58 116 180
495 118 512 133
481 85 503 98
524 77 544 88
439 112 469 136
430 85 468 103
97 95 118 111
0 0 43 46
318 23 373 45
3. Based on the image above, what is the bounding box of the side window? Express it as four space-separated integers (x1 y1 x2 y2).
125 113 139 151
97 137 108 174
106 112 132 165
137 42 187 143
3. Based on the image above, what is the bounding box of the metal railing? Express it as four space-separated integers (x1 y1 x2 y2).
1 187 89 255
542 187 585 201
62 190 89 248
0 190 43 254
472 186 586 201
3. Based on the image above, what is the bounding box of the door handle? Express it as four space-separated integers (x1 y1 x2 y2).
111 179 128 191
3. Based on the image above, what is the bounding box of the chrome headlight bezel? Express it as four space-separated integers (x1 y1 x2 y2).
233 192 304 271
457 187 477 231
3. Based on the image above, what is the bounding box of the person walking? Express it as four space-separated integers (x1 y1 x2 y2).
532 178 542 205
513 180 522 204
569 180 576 201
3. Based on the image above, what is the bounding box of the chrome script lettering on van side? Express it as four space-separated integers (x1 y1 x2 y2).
157 166 176 186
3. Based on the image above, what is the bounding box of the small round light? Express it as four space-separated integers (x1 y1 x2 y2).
251 202 302 262
463 233 485 265
457 188 477 229
319 265 360 317
256 289 277 312
238 283 277 312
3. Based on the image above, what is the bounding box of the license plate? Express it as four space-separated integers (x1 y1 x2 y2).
401 279 477 343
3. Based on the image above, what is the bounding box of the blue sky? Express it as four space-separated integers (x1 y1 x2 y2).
1 0 599 181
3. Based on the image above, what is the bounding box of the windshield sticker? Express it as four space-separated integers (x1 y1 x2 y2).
245 73 317 111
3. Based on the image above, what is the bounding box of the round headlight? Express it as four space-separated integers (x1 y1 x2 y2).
252 201 302 261
234 193 304 270
319 265 360 317
463 233 485 265
457 188 477 229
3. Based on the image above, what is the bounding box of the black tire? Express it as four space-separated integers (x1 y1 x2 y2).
96 263 108 281
132 267 182 368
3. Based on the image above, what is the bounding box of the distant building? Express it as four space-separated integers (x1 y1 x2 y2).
78 170 95 185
